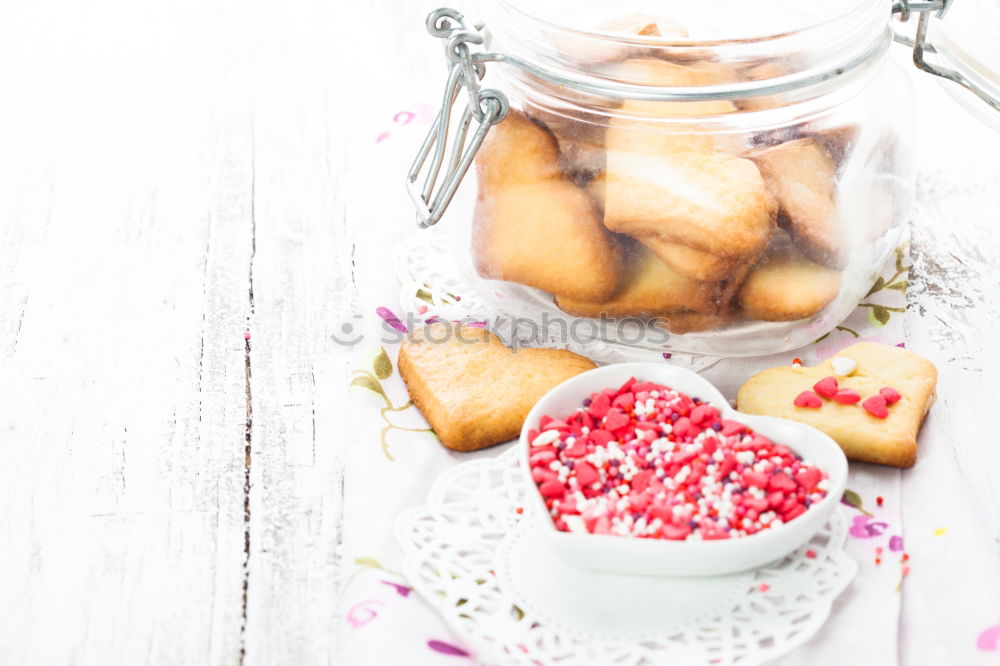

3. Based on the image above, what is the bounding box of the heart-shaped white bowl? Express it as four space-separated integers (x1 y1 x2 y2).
519 362 848 577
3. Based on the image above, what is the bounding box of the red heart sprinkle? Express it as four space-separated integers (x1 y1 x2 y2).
539 480 564 499
603 409 630 431
586 429 611 447
616 377 636 395
768 472 797 492
662 523 692 540
795 467 822 490
689 403 717 425
631 469 654 493
575 461 600 487
721 419 747 436
813 376 839 398
612 392 635 409
832 388 861 405
742 470 769 488
880 387 901 405
587 392 611 418
783 504 807 521
862 394 889 418
794 390 823 408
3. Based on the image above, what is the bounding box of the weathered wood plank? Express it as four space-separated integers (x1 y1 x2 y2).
0 3 255 664
241 1 355 663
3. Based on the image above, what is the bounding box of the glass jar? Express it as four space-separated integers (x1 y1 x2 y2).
407 0 991 356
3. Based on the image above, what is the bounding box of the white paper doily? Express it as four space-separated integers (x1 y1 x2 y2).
395 447 857 666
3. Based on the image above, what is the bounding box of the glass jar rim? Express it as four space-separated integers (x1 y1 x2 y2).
493 0 881 47
483 0 891 101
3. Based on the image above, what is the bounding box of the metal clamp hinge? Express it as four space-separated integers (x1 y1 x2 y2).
406 8 509 228
892 0 1000 113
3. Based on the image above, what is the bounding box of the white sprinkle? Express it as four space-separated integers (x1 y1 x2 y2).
532 430 561 447
831 356 857 376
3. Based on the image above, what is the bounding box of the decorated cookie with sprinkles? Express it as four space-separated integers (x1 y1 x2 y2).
527 378 830 540
736 342 937 467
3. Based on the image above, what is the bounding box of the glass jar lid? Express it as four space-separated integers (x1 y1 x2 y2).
407 2 1000 227
482 0 889 101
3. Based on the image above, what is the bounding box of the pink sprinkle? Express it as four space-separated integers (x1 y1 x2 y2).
805 549 817 558
243 331 251 341
813 376 839 398
880 387 902 405
832 388 861 404
862 394 889 418
758 583 770 592
794 390 823 408
375 131 390 144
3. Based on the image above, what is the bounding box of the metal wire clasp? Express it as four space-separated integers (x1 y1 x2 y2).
892 0 1000 113
406 9 509 228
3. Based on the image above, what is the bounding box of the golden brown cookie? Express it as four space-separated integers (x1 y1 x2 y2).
638 236 743 282
604 59 739 130
739 242 842 321
749 137 844 267
531 109 607 181
398 324 596 451
554 246 725 317
736 343 937 467
472 110 623 302
601 60 774 261
603 147 776 258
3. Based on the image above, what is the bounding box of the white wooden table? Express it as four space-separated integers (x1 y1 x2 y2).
0 2 997 664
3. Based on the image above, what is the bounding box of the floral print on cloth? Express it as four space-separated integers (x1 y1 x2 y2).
338 241 928 666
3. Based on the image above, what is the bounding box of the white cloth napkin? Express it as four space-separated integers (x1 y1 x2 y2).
338 240 912 666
